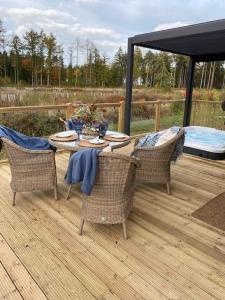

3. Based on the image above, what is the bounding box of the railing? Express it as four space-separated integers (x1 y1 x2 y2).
1 98 223 161
0 99 184 134
191 100 224 129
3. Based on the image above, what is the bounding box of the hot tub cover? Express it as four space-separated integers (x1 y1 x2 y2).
184 126 225 153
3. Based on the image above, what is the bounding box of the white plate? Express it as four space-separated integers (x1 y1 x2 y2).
89 138 105 144
110 133 127 138
56 131 73 138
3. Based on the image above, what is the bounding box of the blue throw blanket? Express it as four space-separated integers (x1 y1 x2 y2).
0 125 55 151
65 148 101 195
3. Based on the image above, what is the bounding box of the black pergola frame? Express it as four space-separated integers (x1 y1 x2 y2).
124 19 225 135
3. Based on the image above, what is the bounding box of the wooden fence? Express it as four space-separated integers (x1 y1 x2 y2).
1 99 223 134
1 98 224 162
0 99 184 134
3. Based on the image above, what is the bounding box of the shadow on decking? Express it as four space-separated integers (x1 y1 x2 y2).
0 151 225 299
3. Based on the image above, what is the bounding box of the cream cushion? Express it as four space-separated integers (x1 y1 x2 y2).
155 129 177 146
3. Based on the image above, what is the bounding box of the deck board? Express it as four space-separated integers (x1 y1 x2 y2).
0 262 23 300
1 149 225 299
0 234 47 300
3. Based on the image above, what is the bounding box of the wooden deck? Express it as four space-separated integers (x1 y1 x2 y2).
1 148 225 299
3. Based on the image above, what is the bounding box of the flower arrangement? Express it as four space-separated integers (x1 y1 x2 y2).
71 104 108 136
71 104 99 125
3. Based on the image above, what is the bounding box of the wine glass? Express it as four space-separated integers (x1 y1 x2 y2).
73 119 84 141
99 122 108 139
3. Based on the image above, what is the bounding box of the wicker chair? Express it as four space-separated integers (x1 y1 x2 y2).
133 128 185 195
67 152 139 239
1 137 58 206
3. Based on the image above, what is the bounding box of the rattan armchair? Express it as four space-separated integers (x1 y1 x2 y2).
67 152 139 239
1 137 58 206
133 128 185 194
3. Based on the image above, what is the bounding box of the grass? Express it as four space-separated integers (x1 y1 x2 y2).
129 113 183 135
130 119 155 135
1 87 225 108
109 113 184 136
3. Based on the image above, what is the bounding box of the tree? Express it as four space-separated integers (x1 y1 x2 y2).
74 38 80 87
55 45 64 87
174 55 188 88
85 41 95 86
133 47 143 86
143 50 154 87
110 47 127 86
10 35 23 85
24 29 40 86
147 52 172 88
0 19 8 83
38 30 46 86
92 48 103 86
0 19 5 46
44 33 57 86
84 40 94 87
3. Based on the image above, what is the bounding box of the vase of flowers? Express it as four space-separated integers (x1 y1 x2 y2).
70 104 108 137
72 104 97 124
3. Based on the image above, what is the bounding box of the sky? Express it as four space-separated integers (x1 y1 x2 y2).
0 0 225 64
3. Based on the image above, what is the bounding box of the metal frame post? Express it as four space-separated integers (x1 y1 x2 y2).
183 57 196 126
124 38 134 135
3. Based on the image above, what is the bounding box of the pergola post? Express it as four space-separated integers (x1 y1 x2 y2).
183 57 196 126
124 38 134 135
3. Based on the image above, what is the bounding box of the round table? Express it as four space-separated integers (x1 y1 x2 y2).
49 130 131 152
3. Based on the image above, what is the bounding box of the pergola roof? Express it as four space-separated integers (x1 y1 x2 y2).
131 19 225 62
124 19 225 135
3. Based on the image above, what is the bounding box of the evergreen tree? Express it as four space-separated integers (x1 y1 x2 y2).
44 33 57 86
133 47 143 85
110 47 127 86
38 30 46 86
24 29 41 86
10 35 23 85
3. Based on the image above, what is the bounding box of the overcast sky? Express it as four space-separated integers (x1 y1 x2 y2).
1 0 225 63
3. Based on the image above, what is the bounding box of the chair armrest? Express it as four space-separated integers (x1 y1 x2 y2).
130 156 141 168
134 137 140 147
15 147 54 155
133 145 159 152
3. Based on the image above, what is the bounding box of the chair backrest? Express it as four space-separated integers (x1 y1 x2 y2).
158 128 185 148
134 128 185 163
0 137 53 170
89 152 139 198
1 137 56 194
1 137 30 164
154 128 185 160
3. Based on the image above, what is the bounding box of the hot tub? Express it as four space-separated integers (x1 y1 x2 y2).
184 126 225 160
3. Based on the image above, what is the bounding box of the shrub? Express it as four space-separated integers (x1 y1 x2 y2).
0 111 65 137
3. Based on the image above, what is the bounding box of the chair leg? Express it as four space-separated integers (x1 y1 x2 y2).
54 187 58 200
167 182 171 195
122 221 128 239
12 192 16 206
66 185 72 200
79 218 85 235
